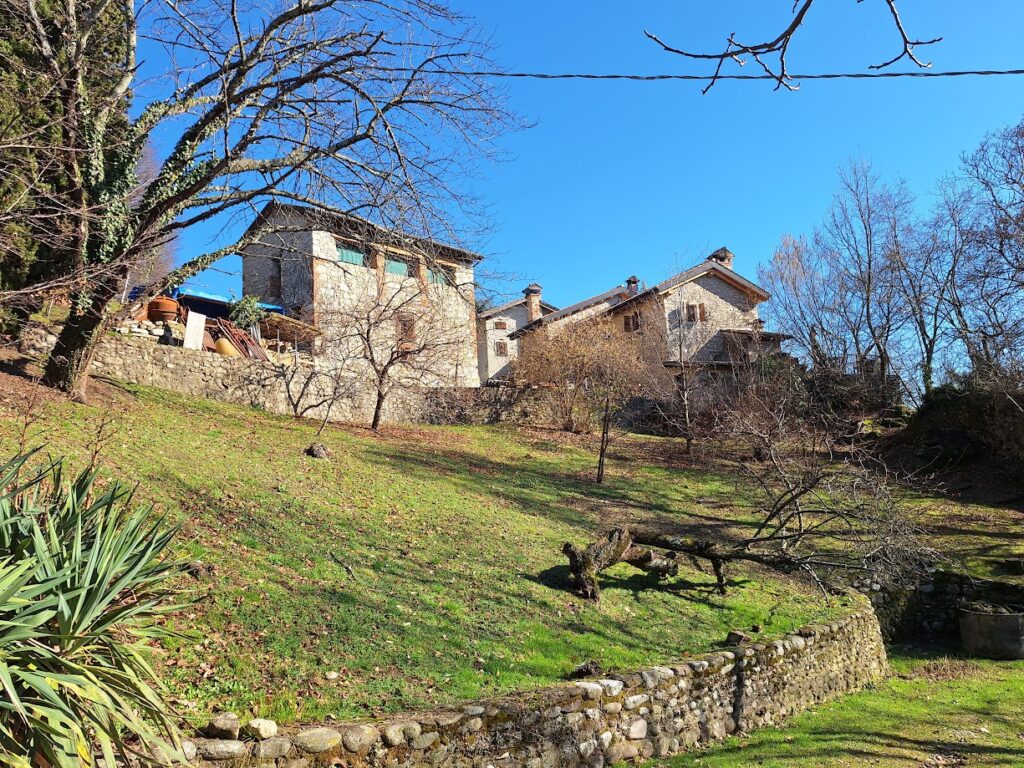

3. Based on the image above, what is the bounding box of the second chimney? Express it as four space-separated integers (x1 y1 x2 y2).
625 275 640 295
524 283 543 323
708 247 735 270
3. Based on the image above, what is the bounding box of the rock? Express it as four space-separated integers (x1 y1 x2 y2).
411 732 440 750
252 737 292 759
204 712 241 739
626 719 648 740
463 705 486 716
566 659 604 679
293 727 343 753
305 442 332 459
325 670 340 680
195 739 247 761
726 629 752 646
606 742 639 762
181 740 198 762
383 722 422 747
575 681 604 700
245 718 278 740
599 679 624 697
623 694 648 711
343 724 379 753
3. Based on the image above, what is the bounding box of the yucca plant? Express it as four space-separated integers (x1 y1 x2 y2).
0 451 189 767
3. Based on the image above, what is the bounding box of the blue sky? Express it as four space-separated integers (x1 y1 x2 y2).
181 1 1024 309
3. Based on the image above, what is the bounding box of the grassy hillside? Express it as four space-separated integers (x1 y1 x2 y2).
658 652 1024 767
0 372 850 725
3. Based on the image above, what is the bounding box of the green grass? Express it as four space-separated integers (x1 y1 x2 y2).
656 651 1024 767
0 381 849 725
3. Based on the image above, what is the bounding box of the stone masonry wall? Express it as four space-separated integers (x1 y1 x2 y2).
179 608 887 767
865 569 1024 643
89 335 426 426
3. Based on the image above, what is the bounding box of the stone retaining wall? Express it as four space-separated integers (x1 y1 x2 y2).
180 608 887 767
869 569 1024 642
86 335 426 426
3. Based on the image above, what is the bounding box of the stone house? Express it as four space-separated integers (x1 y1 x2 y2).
242 202 483 389
511 248 787 374
476 284 558 382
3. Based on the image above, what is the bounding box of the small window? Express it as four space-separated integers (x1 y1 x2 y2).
428 264 454 285
396 313 416 348
385 257 413 277
686 304 697 323
493 320 508 330
337 244 366 267
267 258 282 298
623 313 641 333
495 340 509 357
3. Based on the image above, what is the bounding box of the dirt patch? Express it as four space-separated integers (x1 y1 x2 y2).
906 657 982 682
0 348 134 415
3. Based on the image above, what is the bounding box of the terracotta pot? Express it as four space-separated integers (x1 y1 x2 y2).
214 337 240 357
147 296 179 323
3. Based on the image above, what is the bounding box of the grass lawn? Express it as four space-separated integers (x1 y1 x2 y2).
656 651 1024 767
0 372 851 725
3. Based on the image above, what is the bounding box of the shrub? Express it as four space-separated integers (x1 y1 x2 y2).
0 452 188 767
228 295 267 330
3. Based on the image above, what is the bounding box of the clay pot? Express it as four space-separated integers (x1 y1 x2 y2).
214 337 240 357
147 296 179 323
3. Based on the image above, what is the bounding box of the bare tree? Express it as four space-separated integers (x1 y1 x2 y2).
760 160 914 408
0 0 509 400
514 315 662 481
319 256 474 430
646 0 941 92
563 358 935 600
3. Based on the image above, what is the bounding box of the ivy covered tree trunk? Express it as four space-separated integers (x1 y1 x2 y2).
43 274 121 401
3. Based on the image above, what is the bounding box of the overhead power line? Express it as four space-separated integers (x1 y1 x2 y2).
376 66 1024 83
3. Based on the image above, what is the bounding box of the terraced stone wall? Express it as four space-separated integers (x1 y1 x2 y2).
183 609 887 767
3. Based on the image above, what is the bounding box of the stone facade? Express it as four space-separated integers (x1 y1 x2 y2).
179 608 886 767
243 204 481 389
88 335 426 425
659 273 761 364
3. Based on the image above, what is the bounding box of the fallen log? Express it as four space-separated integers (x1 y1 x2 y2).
561 527 679 600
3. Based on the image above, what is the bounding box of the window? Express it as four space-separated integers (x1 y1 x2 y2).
385 256 413 277
495 340 509 357
623 313 641 333
686 304 697 323
493 320 508 330
396 313 416 348
337 244 366 267
428 264 455 285
267 258 282 298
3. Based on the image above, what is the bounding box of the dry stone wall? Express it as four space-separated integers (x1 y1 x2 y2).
180 608 886 767
88 335 426 426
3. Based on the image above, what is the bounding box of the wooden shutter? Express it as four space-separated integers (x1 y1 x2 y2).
699 303 707 322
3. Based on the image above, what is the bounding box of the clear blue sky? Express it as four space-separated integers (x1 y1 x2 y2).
181 1 1024 309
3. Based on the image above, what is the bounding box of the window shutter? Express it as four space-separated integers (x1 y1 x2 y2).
699 303 707 321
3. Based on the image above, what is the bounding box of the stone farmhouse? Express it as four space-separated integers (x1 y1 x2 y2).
242 202 482 389
240 205 785 405
503 247 787 381
476 283 558 382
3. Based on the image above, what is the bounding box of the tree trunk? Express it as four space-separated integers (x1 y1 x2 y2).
42 277 120 402
562 527 679 601
596 396 611 483
370 387 387 431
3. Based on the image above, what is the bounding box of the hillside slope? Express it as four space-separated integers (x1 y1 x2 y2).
0 369 848 725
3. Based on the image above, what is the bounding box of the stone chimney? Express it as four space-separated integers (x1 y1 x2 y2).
709 247 734 270
625 275 640 295
524 283 543 323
